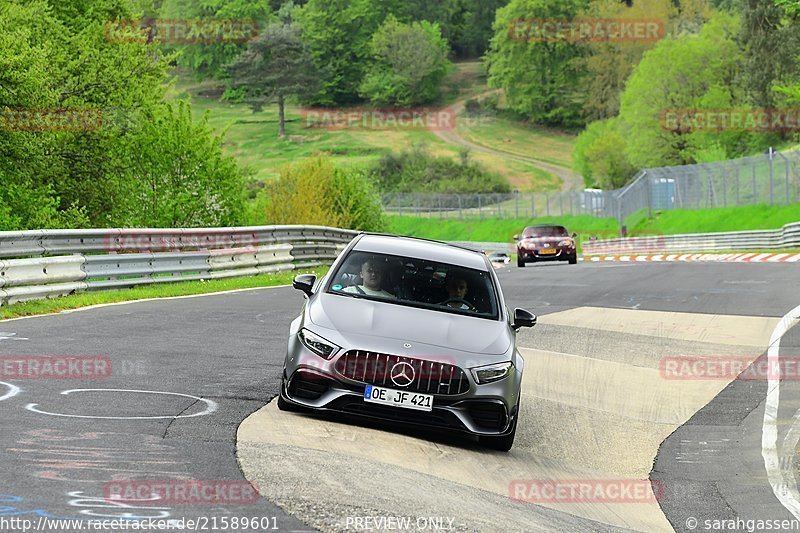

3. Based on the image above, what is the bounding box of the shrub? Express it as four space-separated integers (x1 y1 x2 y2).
370 144 510 194
262 158 386 231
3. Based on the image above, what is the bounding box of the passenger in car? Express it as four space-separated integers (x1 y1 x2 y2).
343 258 395 298
441 272 473 310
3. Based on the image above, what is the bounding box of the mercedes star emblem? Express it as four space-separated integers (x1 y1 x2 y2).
390 362 415 387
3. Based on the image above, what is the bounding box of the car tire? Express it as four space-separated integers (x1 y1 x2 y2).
480 400 519 452
517 256 525 268
568 254 577 265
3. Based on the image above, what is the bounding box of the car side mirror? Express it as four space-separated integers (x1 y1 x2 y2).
513 235 519 240
571 232 578 238
513 308 537 330
293 274 316 297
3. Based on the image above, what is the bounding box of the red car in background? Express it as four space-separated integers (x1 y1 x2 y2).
514 225 578 267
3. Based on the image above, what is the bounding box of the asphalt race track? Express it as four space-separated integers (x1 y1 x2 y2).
0 260 797 532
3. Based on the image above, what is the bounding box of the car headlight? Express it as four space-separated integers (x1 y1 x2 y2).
558 239 574 247
298 328 340 360
470 362 513 384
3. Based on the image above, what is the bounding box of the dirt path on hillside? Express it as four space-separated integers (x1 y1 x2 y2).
433 90 584 192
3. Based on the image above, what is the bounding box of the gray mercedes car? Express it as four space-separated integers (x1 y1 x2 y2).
278 233 536 451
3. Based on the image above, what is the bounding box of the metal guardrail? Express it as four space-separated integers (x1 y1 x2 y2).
0 226 357 306
583 221 800 255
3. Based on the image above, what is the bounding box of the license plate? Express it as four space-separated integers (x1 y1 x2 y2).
364 385 433 412
539 248 557 255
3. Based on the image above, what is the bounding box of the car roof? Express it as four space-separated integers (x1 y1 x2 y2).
525 224 566 229
352 234 489 271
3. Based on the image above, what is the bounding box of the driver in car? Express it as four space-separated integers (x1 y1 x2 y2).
442 273 474 310
343 258 395 298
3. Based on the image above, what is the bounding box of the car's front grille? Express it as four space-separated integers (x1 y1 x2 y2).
334 351 470 396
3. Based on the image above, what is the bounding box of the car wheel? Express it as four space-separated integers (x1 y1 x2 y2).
480 400 519 452
517 256 525 268
568 254 577 265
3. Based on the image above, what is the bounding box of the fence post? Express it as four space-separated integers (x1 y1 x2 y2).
458 195 462 220
722 168 727 207
515 193 519 218
478 195 482 220
769 149 775 205
531 194 535 218
774 151 790 205
752 165 757 203
497 194 501 218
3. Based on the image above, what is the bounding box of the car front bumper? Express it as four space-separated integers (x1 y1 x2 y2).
281 334 523 437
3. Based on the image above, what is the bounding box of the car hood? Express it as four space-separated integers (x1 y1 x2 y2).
308 293 511 355
520 236 568 246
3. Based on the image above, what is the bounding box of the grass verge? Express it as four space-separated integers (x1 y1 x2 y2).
625 205 800 235
388 204 800 252
0 268 328 320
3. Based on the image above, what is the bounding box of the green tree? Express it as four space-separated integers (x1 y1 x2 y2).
485 0 587 127
115 102 246 227
450 0 510 58
618 13 752 168
573 118 634 188
359 16 452 106
1 0 250 229
296 0 385 105
158 0 273 79
740 0 800 107
227 21 319 137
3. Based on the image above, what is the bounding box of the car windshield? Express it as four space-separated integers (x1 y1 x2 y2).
326 250 499 320
523 226 569 238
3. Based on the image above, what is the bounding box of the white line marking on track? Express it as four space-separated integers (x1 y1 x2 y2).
763 304 800 519
25 389 218 420
0 284 291 323
0 381 21 402
0 332 28 341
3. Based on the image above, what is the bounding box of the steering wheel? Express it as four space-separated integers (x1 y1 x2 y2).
442 298 476 311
